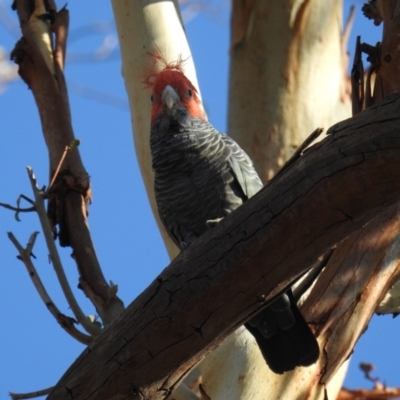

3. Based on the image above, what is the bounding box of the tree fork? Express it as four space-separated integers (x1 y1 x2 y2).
48 94 400 399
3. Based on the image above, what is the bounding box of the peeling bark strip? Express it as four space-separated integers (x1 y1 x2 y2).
11 1 124 325
48 94 400 399
302 202 400 384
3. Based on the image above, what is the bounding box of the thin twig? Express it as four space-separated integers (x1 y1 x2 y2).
351 36 364 115
0 202 34 212
17 194 35 205
0 194 35 217
293 246 336 302
342 5 355 49
47 139 80 192
27 167 101 337
8 231 92 345
9 386 53 400
273 128 324 180
47 145 69 191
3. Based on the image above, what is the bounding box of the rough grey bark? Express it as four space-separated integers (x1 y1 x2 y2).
47 94 400 399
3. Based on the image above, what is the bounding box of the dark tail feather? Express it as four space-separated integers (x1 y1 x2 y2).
245 291 319 374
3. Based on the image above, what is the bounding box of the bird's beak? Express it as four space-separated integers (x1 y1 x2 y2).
162 85 180 111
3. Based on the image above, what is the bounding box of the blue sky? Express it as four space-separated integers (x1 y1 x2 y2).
0 0 399 397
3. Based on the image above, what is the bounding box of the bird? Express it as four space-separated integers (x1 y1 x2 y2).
146 58 320 374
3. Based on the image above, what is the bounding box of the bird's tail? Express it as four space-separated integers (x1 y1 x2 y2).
245 291 319 374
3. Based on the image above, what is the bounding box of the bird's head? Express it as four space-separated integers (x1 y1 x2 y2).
143 53 206 126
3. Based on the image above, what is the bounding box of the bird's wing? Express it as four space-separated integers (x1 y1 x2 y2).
221 135 264 199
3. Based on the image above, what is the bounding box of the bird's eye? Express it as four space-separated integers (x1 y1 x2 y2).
187 89 193 97
151 94 154 102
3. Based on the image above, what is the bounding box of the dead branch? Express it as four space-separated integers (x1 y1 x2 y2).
0 202 34 213
10 0 124 325
8 230 92 345
46 94 400 399
9 386 53 400
26 167 101 337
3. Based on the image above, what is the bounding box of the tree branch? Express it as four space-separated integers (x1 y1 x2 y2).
9 385 53 400
8 231 92 345
26 167 101 337
47 94 400 399
11 0 125 326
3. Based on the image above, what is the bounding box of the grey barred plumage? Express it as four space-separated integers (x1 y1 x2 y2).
151 113 262 248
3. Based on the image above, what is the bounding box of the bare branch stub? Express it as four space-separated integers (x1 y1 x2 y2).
9 385 53 400
351 36 364 115
11 1 124 325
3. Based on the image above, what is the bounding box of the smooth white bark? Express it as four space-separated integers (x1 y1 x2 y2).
112 0 202 259
229 0 351 180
